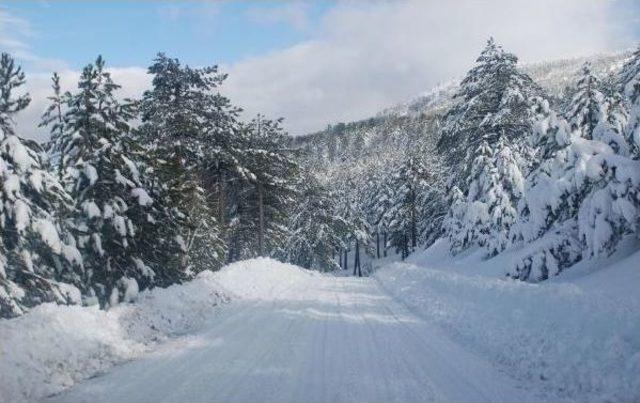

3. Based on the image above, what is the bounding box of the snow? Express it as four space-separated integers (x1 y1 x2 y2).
0 270 229 403
2 255 638 402
3 135 35 171
13 199 30 233
44 258 533 403
82 164 98 185
375 238 640 402
81 201 101 219
33 219 62 254
131 187 153 206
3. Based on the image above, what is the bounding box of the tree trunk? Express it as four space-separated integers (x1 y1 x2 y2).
257 182 265 256
411 189 417 249
383 232 387 257
354 239 361 277
217 169 225 226
376 232 380 259
344 248 348 271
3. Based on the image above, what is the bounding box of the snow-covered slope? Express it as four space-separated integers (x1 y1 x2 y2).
374 239 640 402
378 51 629 119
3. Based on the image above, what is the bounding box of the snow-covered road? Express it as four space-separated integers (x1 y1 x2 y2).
46 273 531 403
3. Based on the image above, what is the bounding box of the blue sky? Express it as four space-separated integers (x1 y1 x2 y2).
2 1 334 69
2 0 640 140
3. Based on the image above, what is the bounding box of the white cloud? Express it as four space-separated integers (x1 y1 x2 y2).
246 3 313 31
10 0 640 141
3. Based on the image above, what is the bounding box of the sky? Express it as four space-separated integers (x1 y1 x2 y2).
1 0 640 140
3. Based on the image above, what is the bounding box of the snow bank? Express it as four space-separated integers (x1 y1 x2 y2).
374 244 640 401
214 257 317 300
0 270 228 403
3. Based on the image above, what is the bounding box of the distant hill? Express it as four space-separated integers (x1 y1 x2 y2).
293 51 630 165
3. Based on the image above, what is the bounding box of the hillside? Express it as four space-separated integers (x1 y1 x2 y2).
294 51 630 161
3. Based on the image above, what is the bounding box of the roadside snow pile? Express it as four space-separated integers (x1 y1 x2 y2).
374 243 640 401
214 257 317 300
0 270 228 403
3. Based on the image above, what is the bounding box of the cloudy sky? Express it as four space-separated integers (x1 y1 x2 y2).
2 0 640 141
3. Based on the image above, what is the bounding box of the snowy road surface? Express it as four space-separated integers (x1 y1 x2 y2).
47 273 532 403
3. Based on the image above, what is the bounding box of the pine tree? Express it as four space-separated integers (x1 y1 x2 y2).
227 116 298 259
59 56 157 306
282 171 348 271
438 38 543 255
621 44 640 158
40 72 69 176
0 53 82 317
618 43 640 244
512 78 639 281
511 104 583 281
565 63 604 140
438 38 542 191
139 53 228 273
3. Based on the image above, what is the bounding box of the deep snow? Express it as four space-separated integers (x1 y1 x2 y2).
0 271 229 403
375 239 640 401
1 252 638 402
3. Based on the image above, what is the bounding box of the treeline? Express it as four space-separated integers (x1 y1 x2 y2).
297 39 640 282
0 53 346 318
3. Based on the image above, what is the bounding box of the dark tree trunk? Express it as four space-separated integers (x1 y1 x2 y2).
376 232 380 259
411 189 417 249
217 169 225 226
402 233 408 261
354 239 361 277
257 182 265 256
344 248 348 271
383 232 387 257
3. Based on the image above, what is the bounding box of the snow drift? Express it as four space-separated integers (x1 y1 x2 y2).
0 257 312 403
0 270 229 402
374 240 640 401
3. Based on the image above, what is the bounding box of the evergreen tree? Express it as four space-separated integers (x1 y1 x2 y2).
620 44 640 158
59 56 157 306
227 116 298 259
438 38 542 191
0 53 82 317
438 38 542 255
40 72 69 176
139 53 229 272
282 171 348 271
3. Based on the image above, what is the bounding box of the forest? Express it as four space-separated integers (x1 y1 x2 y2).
1 38 640 319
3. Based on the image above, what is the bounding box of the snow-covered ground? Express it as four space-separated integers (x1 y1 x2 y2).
1 252 638 402
42 258 532 403
375 239 640 402
0 270 229 403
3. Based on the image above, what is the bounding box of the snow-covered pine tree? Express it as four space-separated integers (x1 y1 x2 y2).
40 72 69 176
0 53 82 317
454 138 495 251
227 116 298 259
563 62 638 258
512 66 639 281
438 38 543 255
334 173 371 275
438 38 542 191
442 184 466 254
282 170 348 271
565 63 604 140
620 44 640 158
510 102 583 281
59 56 157 306
383 152 439 258
139 53 227 272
